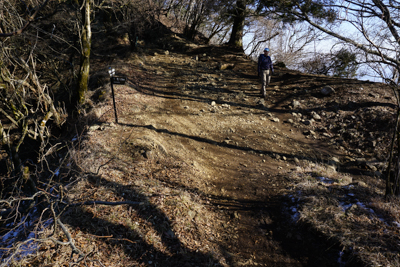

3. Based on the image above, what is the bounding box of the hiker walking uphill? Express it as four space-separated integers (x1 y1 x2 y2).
258 48 274 98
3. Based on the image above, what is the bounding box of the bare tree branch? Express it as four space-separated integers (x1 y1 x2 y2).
67 200 144 207
0 0 51 37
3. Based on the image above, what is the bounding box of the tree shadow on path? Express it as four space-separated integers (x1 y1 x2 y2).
63 173 220 266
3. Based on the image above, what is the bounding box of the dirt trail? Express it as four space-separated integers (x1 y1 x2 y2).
83 44 347 266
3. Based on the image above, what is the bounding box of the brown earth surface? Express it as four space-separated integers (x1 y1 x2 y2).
26 34 398 266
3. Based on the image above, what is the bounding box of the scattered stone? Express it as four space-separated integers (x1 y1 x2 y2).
144 150 154 159
89 125 100 132
271 117 280 123
368 92 377 98
351 181 367 187
321 86 335 96
211 101 217 106
303 130 316 136
327 165 336 172
234 211 240 219
292 100 301 109
328 157 340 167
258 99 266 106
367 164 377 172
219 63 235 70
311 111 321 121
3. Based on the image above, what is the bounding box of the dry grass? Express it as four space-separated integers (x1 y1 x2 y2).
286 162 400 266
21 121 229 266
4 29 400 267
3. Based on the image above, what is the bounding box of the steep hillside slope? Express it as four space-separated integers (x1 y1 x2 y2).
73 34 397 266
3 32 398 266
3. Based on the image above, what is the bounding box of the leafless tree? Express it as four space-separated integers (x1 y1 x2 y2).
0 0 50 37
0 0 165 263
281 0 400 196
0 0 89 263
245 18 323 68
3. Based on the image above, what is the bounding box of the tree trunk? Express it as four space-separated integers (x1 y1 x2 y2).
77 0 92 105
228 0 246 50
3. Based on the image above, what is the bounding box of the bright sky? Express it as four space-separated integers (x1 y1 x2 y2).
243 20 386 83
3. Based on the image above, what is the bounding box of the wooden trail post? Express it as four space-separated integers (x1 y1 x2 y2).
108 68 126 124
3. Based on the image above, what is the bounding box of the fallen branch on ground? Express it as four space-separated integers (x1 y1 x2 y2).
67 200 143 207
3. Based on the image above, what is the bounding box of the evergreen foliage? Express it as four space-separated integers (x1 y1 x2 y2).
331 49 358 78
301 49 358 78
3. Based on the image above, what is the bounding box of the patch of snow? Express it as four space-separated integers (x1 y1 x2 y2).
339 202 352 212
343 185 354 189
355 202 380 218
339 199 392 226
288 204 300 222
316 176 334 184
0 216 53 265
338 251 346 267
291 211 300 222
13 232 38 262
368 208 375 214
1 220 27 249
356 201 367 209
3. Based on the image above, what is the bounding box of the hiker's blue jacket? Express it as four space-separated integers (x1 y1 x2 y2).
258 54 274 74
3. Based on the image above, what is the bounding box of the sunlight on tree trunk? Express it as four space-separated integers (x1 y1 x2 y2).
228 0 246 50
77 0 92 105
